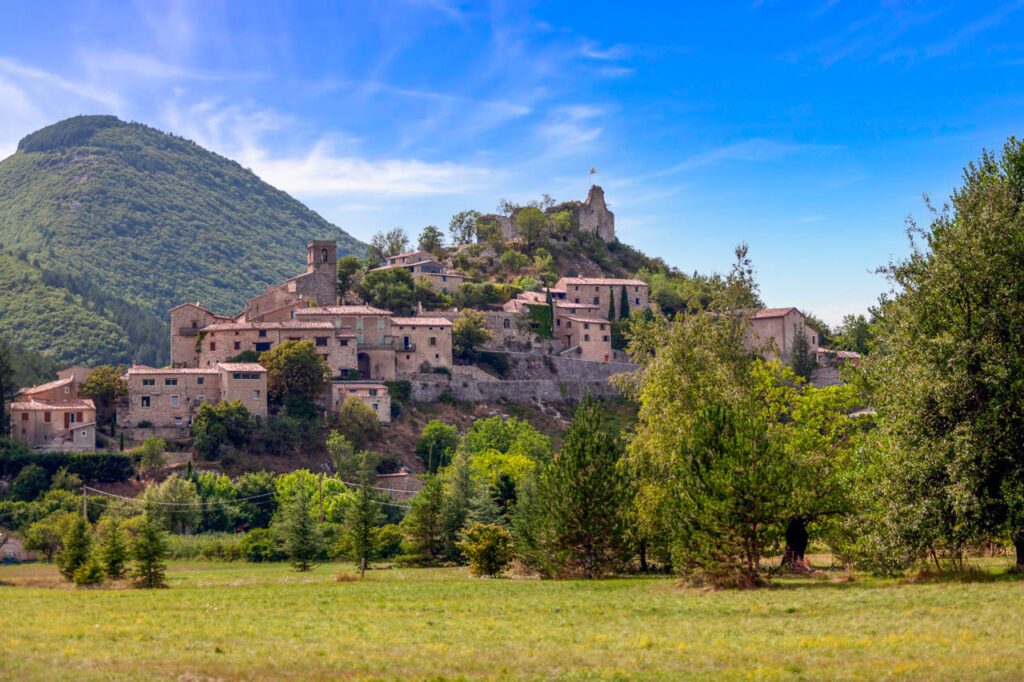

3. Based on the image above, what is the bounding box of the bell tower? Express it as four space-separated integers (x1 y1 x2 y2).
307 240 337 274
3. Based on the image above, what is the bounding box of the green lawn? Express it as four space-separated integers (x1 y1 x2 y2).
2 560 1024 680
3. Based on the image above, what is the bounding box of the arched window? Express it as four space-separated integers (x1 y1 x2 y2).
321 248 328 263
503 318 510 329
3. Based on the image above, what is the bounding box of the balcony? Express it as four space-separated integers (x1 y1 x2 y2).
399 343 417 352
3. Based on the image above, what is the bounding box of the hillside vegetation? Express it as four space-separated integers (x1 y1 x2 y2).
0 115 364 367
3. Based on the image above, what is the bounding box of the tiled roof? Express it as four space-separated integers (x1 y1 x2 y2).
9 398 95 411
753 307 799 319
333 382 387 389
295 305 392 315
390 317 454 326
558 277 647 286
565 315 609 325
125 366 219 375
17 376 74 396
217 363 267 372
201 320 338 331
555 302 600 309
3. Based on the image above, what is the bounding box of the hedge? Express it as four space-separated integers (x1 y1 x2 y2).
0 450 135 482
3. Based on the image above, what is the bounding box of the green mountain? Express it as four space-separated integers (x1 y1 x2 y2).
0 115 364 368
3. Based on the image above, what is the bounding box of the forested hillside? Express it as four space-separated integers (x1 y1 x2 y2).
0 115 365 368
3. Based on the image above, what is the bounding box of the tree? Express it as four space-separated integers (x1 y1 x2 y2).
336 255 363 302
343 452 384 574
358 267 416 316
619 284 630 320
368 227 410 266
0 343 13 437
73 556 106 585
788 327 816 381
441 451 477 562
327 430 357 477
458 523 513 577
514 207 547 248
191 401 255 459
499 249 529 272
140 474 201 534
833 314 874 355
608 289 616 321
448 210 481 245
335 397 381 450
135 436 167 477
452 309 493 361
96 517 128 578
518 395 632 578
234 471 278 529
260 341 329 405
50 467 82 492
10 463 49 501
278 486 322 572
861 138 1024 570
415 420 459 474
130 512 168 588
56 515 92 581
402 475 446 564
418 225 445 254
79 365 128 430
671 403 793 587
23 515 64 560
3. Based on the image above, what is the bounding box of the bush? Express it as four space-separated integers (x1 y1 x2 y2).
240 528 285 562
10 463 49 501
383 380 412 404
458 523 513 577
334 396 381 450
477 351 510 378
0 451 134 483
375 524 404 559
72 557 106 586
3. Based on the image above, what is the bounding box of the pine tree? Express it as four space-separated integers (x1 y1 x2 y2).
279 486 322 572
402 475 446 564
130 513 168 588
98 518 128 579
441 451 477 562
533 395 632 578
56 516 92 581
619 284 630 320
343 452 384 574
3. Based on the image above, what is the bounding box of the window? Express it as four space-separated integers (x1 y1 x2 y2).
315 337 328 347
232 372 261 380
369 389 378 396
44 412 51 422
593 297 600 305
253 390 260 400
378 318 385 330
234 341 240 350
635 286 639 292
406 354 410 360
209 341 216 351
171 396 179 407
21 413 28 421
574 298 580 304
812 335 816 345
429 337 437 347
255 342 271 352
556 319 561 326
379 334 385 344
165 378 177 386
340 339 349 347
435 353 439 359
566 321 573 329
70 412 76 424
584 323 590 330
602 335 609 342
584 334 590 342
141 397 150 408
197 377 204 385
442 275 447 282
503 319 510 329
175 417 182 426
372 402 379 411
81 430 87 437
357 334 363 344
142 378 155 386
64 386 70 395
357 318 363 330
635 298 640 305
258 329 267 338
574 285 579 290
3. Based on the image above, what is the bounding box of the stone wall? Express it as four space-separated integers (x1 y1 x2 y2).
504 352 638 382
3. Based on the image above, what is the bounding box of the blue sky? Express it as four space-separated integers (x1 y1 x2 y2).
2 1 1023 325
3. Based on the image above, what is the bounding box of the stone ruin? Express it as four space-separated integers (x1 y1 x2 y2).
480 185 616 244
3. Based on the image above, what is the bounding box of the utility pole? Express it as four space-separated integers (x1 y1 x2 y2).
82 486 88 521
318 473 324 524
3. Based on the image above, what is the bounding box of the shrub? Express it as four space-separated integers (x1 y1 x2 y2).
240 528 285 562
0 451 134 483
10 463 49 502
334 396 381 450
96 517 128 578
375 524 404 559
477 351 510 378
56 516 92 581
458 523 513 577
131 514 169 588
72 557 106 586
383 380 412 404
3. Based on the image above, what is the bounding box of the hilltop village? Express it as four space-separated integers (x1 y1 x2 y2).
7 186 843 463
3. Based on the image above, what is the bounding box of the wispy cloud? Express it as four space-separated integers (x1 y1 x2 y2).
0 57 122 109
644 138 833 180
924 2 1024 57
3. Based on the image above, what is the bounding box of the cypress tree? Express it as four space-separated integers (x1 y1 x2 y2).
608 289 616 321
280 487 322 572
343 453 384 573
56 516 92 581
619 284 630 320
130 513 168 588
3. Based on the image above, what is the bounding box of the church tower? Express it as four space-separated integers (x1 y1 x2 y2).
307 240 337 274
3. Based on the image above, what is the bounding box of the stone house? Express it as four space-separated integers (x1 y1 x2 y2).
332 382 391 423
557 315 613 363
295 306 398 380
243 240 338 321
196 320 357 376
8 369 97 452
555 276 650 321
390 317 454 374
371 249 469 294
746 308 820 365
122 363 268 439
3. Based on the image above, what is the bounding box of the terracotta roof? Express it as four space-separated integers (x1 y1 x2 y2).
295 305 392 316
9 398 95 411
818 348 861 359
386 249 434 262
201 320 337 331
565 315 609 325
333 382 388 389
17 376 74 396
753 307 799 319
125 366 219 375
390 317 454 327
555 302 600 309
217 363 267 372
558 277 647 286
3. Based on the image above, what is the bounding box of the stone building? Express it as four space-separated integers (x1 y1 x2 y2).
332 382 391 423
555 276 649 320
370 249 469 294
557 315 613 363
477 185 617 244
122 363 268 439
390 317 454 374
8 369 97 453
196 320 357 376
746 308 820 365
243 240 338 321
295 306 398 380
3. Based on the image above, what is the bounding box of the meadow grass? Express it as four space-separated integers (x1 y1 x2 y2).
2 559 1024 680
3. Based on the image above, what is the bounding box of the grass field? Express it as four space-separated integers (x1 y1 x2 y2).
2 559 1024 680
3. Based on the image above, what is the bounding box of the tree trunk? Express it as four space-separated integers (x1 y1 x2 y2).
1013 532 1024 570
781 516 808 569
639 540 647 573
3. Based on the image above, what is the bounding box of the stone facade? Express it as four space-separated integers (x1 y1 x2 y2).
122 363 268 439
9 370 96 452
244 240 338 322
556 315 613 363
197 320 357 376
478 185 617 245
390 317 453 374
170 304 234 367
746 308 820 365
371 250 469 294
332 382 391 423
555 277 649 321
